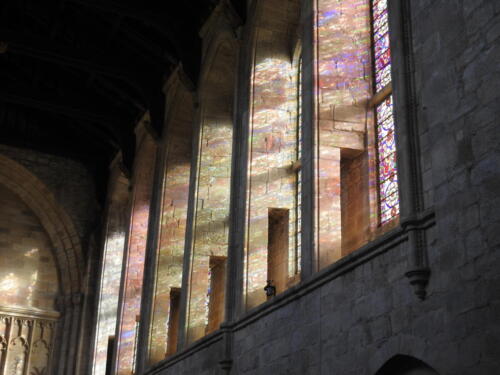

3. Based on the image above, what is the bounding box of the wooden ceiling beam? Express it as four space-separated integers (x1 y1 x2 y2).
0 80 127 134
0 86 136 164
67 0 178 37
66 0 195 64
1 28 153 91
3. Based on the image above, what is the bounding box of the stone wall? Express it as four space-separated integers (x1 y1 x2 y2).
0 145 100 375
0 184 59 312
143 0 500 374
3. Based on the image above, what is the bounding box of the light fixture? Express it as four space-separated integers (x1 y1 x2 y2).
264 280 276 297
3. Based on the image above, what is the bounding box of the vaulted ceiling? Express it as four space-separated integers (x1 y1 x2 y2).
0 0 245 202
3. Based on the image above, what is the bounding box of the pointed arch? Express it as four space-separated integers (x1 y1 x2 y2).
187 31 238 342
185 9 239 344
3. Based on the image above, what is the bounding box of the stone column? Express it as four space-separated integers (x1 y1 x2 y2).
54 292 82 375
224 0 250 323
67 292 83 374
388 0 432 299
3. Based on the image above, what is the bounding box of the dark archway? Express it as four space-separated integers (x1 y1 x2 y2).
376 355 439 375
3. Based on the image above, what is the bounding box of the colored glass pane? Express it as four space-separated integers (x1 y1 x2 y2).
371 0 399 224
375 95 399 224
372 0 392 92
296 56 303 274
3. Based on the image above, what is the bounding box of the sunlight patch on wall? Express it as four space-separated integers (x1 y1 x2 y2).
244 56 300 309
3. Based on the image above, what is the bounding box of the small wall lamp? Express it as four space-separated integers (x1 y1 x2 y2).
264 280 276 297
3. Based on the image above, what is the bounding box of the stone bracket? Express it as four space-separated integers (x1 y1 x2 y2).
405 267 431 300
402 210 435 300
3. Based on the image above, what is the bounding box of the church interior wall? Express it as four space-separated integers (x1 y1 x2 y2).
1 0 499 374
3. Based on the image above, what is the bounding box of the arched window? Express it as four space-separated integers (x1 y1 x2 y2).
370 0 400 224
243 0 301 310
185 37 237 345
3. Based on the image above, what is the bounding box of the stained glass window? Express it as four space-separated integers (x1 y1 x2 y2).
295 56 303 274
372 0 400 224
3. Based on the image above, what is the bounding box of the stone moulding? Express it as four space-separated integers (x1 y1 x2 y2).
401 210 436 300
146 330 224 375
0 307 60 321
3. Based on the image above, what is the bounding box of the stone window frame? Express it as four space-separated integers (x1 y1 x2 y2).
369 0 400 228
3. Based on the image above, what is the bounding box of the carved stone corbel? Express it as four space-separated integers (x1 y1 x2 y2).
218 323 233 373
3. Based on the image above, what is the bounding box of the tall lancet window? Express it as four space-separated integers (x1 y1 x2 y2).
371 0 400 224
295 55 303 276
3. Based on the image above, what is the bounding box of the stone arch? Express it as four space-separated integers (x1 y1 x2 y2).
376 355 440 375
0 154 83 297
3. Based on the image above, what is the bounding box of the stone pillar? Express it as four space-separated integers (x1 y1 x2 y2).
388 0 432 299
53 292 82 375
300 0 316 281
54 295 72 375
226 0 253 322
67 293 83 374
